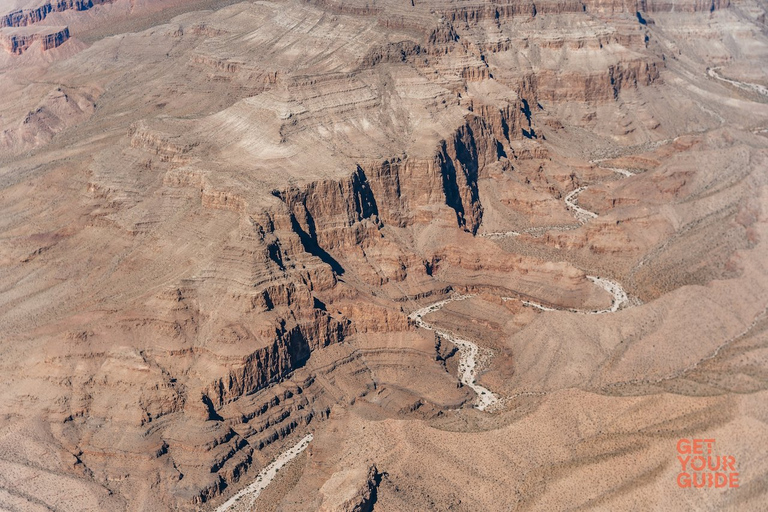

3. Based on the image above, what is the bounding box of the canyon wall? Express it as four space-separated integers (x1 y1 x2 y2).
1 0 114 28
0 25 69 53
1 0 764 509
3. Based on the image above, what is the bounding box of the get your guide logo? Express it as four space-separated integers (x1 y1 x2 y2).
676 438 739 489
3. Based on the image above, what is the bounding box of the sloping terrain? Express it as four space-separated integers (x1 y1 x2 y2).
0 0 767 510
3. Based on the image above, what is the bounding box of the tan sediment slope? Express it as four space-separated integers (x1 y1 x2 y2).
284 389 768 511
0 0 767 509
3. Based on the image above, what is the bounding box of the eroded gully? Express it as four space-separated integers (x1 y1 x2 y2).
414 163 636 410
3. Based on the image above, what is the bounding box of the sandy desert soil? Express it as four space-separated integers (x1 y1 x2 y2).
0 0 767 510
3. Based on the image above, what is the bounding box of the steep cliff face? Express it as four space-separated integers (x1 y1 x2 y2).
395 0 730 25
169 96 541 430
0 25 69 54
273 101 531 241
129 122 200 162
202 309 348 409
1 0 114 28
531 60 661 102
36 91 543 507
2 0 764 510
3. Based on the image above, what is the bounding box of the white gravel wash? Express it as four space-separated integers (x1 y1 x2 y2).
603 166 634 177
564 186 598 222
586 276 628 313
708 67 768 97
503 276 629 314
518 300 557 312
216 434 313 512
479 230 521 239
409 295 500 411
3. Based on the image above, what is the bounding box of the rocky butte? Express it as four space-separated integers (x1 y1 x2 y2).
0 0 766 510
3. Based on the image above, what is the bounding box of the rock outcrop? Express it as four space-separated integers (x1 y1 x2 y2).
1 0 767 510
0 25 69 54
1 0 114 28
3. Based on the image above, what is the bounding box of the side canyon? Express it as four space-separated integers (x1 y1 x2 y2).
0 0 767 510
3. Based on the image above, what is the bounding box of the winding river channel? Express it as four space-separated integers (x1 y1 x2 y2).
216 435 313 512
414 161 636 410
221 160 643 502
217 67 768 502
409 296 500 411
708 67 768 98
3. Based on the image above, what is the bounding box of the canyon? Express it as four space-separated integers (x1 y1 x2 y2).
0 0 767 510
